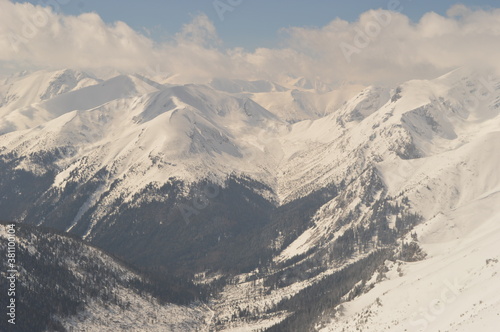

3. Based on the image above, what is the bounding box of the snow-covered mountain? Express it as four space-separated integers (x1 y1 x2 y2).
318 190 500 332
0 222 209 332
0 67 499 331
0 69 102 133
208 77 365 123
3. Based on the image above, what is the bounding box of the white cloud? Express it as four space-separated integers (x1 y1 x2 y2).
0 1 499 85
282 6 500 85
0 1 158 72
175 14 221 47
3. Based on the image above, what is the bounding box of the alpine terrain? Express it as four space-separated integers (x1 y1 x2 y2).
0 66 499 331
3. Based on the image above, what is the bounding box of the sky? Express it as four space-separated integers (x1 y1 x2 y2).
10 0 500 49
1 0 500 86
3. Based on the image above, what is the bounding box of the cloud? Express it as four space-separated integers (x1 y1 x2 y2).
0 1 499 85
0 1 157 71
282 5 500 85
175 14 221 47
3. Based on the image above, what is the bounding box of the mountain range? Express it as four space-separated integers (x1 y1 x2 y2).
0 67 499 331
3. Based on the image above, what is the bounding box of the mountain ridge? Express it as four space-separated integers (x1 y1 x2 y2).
0 66 499 331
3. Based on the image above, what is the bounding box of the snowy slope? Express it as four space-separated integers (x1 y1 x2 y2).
249 85 366 123
203 68 500 331
289 68 500 331
318 191 500 332
1 67 498 237
0 67 499 331
0 69 100 133
0 71 163 134
209 77 365 123
269 68 499 265
0 223 209 332
274 68 499 202
1 82 281 181
0 79 286 237
0 69 99 109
